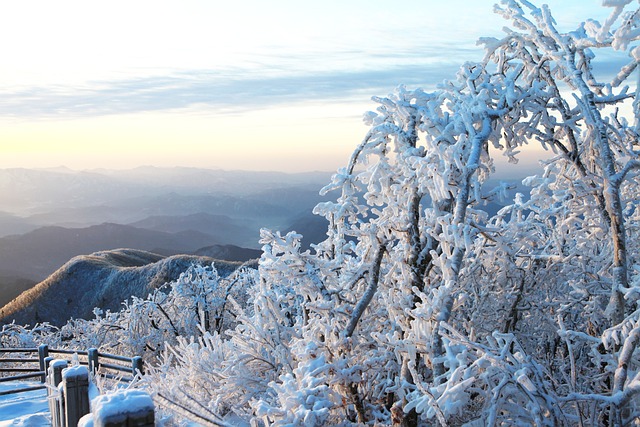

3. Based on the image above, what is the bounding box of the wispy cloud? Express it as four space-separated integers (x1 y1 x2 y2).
0 62 464 118
0 35 627 120
0 43 481 119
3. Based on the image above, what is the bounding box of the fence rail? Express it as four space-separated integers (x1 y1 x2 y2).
0 347 40 352
0 345 143 397
0 383 46 397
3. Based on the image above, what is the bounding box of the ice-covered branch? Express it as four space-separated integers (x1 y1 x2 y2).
612 159 640 186
613 327 640 394
344 242 386 338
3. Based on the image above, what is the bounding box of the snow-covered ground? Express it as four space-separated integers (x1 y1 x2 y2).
0 382 50 427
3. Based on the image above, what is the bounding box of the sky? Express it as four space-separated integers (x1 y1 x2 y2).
0 0 622 173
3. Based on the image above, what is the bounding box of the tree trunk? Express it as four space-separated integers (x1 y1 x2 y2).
568 57 629 327
432 115 492 382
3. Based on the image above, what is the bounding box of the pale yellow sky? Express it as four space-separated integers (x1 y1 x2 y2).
0 0 616 173
0 102 366 172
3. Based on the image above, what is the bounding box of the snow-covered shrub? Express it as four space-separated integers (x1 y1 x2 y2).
0 322 59 348
55 262 254 361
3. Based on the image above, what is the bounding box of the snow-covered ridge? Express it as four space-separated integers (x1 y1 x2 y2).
0 248 250 327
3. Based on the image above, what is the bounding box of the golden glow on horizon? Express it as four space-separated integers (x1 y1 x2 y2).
0 105 554 177
0 102 366 172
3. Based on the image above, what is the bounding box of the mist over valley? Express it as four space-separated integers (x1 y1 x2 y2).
0 166 332 320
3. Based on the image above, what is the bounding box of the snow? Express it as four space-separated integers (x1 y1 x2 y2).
88 381 100 402
0 382 152 427
62 365 88 380
49 359 67 369
91 389 153 419
77 414 93 427
0 382 50 427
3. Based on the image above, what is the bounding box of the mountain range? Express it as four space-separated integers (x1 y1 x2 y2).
0 166 333 319
0 166 331 218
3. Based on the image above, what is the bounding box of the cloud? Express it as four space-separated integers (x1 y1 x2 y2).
0 38 484 120
0 62 465 119
0 37 627 120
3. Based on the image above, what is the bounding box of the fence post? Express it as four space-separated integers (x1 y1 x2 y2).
62 365 90 427
38 344 49 383
58 393 66 427
48 359 68 427
87 348 99 376
44 356 53 377
132 356 144 377
92 389 155 427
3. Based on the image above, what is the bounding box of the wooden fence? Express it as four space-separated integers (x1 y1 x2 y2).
0 344 143 396
0 345 48 395
0 344 154 427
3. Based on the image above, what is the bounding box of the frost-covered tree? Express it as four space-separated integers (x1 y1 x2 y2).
6 1 640 426
483 0 640 328
140 1 640 425
306 0 640 424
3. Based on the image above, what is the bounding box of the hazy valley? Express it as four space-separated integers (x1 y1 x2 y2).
0 166 331 321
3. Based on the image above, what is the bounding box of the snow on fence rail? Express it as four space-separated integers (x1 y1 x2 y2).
0 345 144 396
